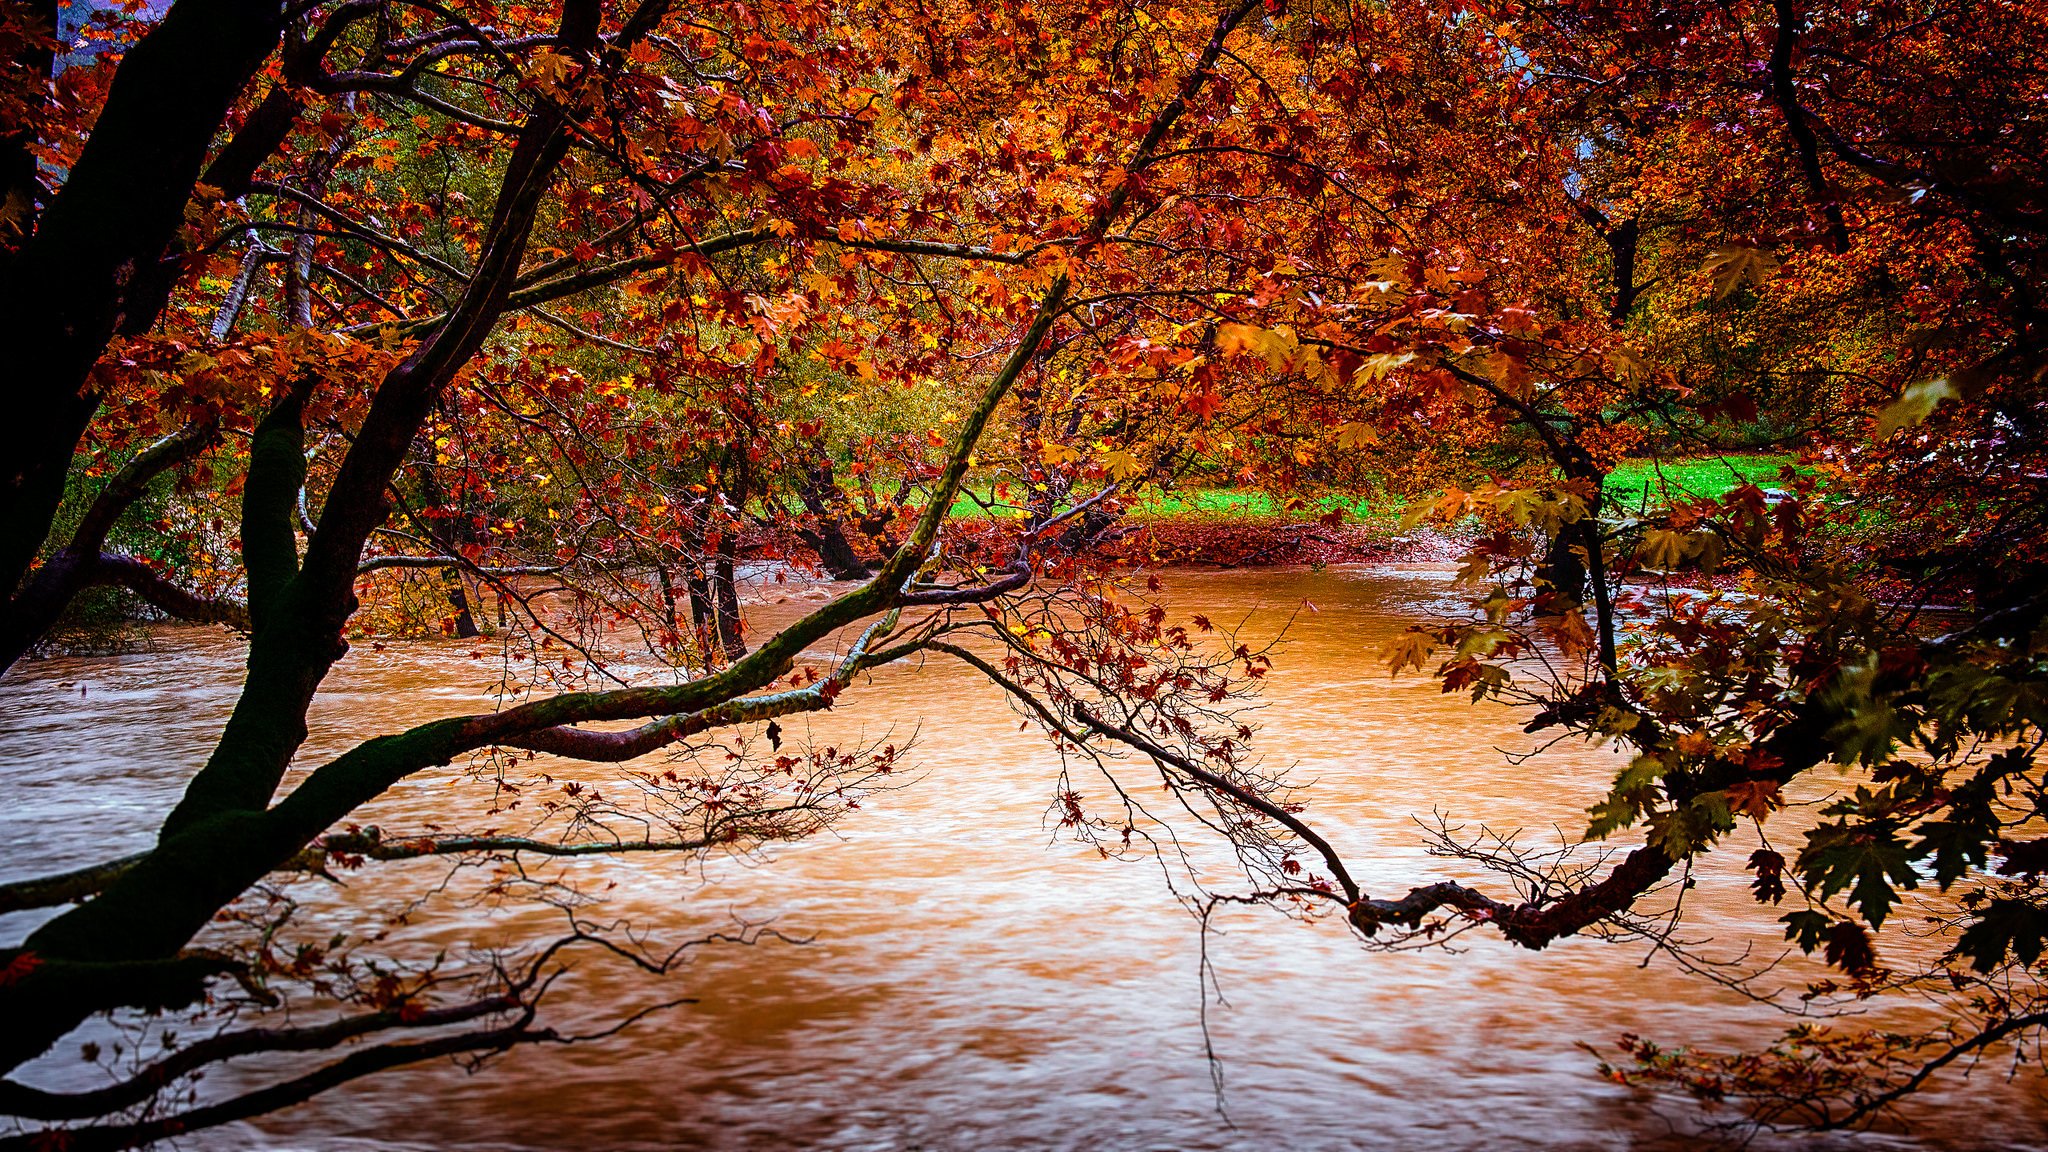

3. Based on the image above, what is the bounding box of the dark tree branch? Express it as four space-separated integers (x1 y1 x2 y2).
0 994 518 1122
1769 0 1851 253
87 555 251 632
0 0 286 602
0 1015 552 1152
0 855 147 915
0 420 229 673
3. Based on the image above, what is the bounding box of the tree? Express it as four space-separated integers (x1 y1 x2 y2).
1114 0 2048 1132
0 0 1289 1142
7 0 2046 1143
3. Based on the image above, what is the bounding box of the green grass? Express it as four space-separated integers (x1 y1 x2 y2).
1603 453 1795 511
947 487 1390 522
946 453 1799 524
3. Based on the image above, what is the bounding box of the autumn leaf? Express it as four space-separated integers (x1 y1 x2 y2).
1874 377 1960 437
1099 448 1145 483
1824 920 1879 975
1636 528 1691 570
1700 244 1780 299
1333 421 1378 450
1214 322 1265 358
1182 387 1224 420
1748 849 1787 904
1356 351 1415 384
525 48 578 88
1725 779 1784 821
1215 323 1300 370
1381 630 1436 675
1607 346 1651 384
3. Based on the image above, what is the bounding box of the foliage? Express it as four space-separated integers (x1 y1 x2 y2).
1 0 2046 1144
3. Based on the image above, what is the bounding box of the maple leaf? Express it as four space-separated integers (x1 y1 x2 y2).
1607 346 1651 384
1700 244 1780 299
1874 377 1960 437
1799 822 1919 928
526 48 578 88
1955 898 2048 973
1781 910 1831 954
1381 630 1436 675
1544 609 1597 659
1333 421 1378 450
1356 351 1415 383
1748 849 1787 904
1725 779 1784 821
1636 529 1691 570
1182 387 1224 420
1824 920 1878 975
1099 448 1145 483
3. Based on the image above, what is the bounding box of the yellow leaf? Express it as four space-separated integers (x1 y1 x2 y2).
1637 528 1691 569
1100 448 1145 483
1333 421 1379 450
1357 351 1415 384
1700 244 1780 299
527 48 576 86
1381 631 1436 675
1608 346 1651 385
1875 377 1959 437
1214 323 1298 370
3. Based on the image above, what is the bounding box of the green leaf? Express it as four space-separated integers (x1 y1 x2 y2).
1799 821 1919 928
1646 790 1735 859
1585 753 1671 841
1781 909 1831 954
1586 793 1640 841
1913 820 1992 891
1954 899 2048 974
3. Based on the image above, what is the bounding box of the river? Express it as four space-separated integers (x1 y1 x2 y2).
2 565 2041 1151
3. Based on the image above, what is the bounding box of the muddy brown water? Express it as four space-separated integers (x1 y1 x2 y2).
2 566 2042 1151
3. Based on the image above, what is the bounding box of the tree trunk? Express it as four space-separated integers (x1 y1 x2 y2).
711 553 746 660
796 458 871 580
0 0 285 600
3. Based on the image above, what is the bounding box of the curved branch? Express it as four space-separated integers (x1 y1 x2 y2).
0 1016 551 1152
353 225 775 340
1067 701 1365 907
0 420 225 673
87 555 251 631
1817 1010 2048 1131
0 995 517 1121
0 854 147 915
